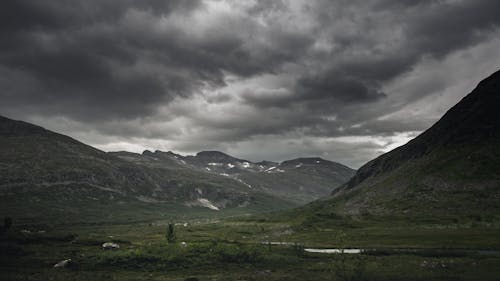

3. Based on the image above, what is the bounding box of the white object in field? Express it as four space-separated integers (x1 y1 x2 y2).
53 259 72 268
102 242 120 250
304 248 362 254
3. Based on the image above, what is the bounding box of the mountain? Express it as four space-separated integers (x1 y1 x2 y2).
0 116 294 223
132 150 355 204
238 157 355 204
304 69 500 222
0 116 252 206
0 116 354 223
185 150 265 174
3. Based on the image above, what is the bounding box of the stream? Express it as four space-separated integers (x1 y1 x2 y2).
304 248 500 256
305 248 362 254
262 242 500 256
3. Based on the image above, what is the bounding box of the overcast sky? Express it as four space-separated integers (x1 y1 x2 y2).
1 0 499 168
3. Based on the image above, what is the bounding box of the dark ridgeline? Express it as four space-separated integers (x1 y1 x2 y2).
340 70 500 191
317 69 500 218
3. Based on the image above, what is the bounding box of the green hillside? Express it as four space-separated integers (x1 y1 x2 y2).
0 116 295 224
283 69 500 226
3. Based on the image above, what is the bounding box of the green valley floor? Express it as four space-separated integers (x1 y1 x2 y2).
1 216 500 281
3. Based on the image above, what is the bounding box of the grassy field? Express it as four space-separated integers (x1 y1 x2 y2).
1 214 500 281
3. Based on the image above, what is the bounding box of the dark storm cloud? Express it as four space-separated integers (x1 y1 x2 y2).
292 0 500 107
0 0 313 121
1 0 500 167
0 0 201 32
405 0 500 58
0 0 203 120
241 0 500 135
297 72 387 103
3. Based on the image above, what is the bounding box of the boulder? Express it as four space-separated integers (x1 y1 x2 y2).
102 242 120 250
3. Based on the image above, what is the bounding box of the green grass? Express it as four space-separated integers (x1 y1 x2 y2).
0 188 296 227
2 215 500 281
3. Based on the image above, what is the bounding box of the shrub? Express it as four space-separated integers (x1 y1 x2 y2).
166 223 176 244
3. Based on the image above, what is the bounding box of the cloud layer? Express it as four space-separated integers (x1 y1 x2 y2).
1 0 500 168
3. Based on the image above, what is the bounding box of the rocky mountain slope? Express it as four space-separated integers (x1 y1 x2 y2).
305 69 500 221
238 157 355 204
112 150 355 205
0 117 291 223
0 116 354 223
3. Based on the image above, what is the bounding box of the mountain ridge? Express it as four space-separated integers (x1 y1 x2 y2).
0 115 355 223
301 69 500 221
117 148 355 204
338 69 500 193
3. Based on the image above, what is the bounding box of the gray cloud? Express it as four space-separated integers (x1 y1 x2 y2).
287 0 500 109
0 0 313 121
1 0 499 167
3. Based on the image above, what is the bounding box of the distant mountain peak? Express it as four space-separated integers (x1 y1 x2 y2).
282 157 326 164
196 150 232 157
280 157 353 170
195 151 247 163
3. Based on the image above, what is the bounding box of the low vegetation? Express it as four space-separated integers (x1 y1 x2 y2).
1 215 500 281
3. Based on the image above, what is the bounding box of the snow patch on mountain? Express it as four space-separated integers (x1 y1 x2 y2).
197 198 220 210
236 178 253 189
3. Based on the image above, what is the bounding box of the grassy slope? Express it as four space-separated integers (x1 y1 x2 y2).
275 70 500 226
330 139 500 218
0 186 295 226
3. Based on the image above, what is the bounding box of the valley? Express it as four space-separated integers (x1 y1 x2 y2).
1 69 500 280
1 216 500 281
